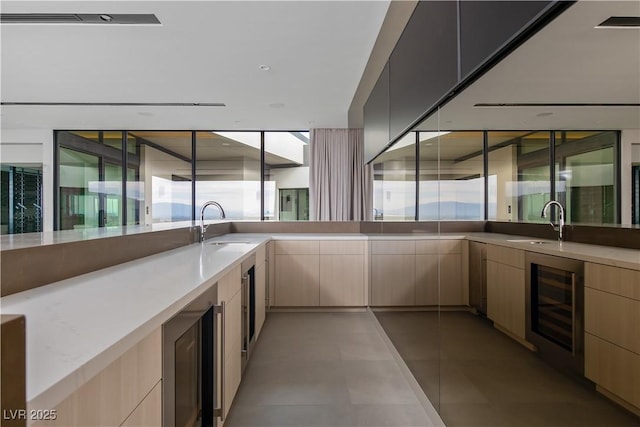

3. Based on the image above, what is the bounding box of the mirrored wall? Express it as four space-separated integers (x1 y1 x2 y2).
370 129 619 225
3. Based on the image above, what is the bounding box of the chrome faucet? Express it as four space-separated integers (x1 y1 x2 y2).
200 201 226 242
541 200 565 241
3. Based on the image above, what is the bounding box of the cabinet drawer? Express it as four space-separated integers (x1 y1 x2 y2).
487 244 524 269
371 240 415 255
319 240 365 255
415 239 462 255
275 240 319 255
585 263 640 301
585 333 640 409
585 287 640 354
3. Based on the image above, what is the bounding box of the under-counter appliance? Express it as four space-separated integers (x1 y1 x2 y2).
241 255 256 373
163 285 224 427
525 252 585 376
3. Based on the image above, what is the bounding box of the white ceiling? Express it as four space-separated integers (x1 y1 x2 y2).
0 1 389 131
416 0 640 132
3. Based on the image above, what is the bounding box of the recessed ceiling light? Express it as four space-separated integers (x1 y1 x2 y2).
99 14 113 22
222 142 231 146
259 65 271 71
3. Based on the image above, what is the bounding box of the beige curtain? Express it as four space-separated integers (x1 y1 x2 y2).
309 128 368 221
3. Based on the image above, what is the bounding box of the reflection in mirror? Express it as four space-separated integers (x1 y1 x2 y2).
420 131 484 220
372 132 416 221
554 131 617 225
488 131 550 223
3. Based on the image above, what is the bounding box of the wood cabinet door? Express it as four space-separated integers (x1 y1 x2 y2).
371 254 416 306
319 254 365 306
274 254 320 306
255 261 267 338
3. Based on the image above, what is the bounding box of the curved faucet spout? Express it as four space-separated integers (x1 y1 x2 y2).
200 201 226 242
541 200 565 241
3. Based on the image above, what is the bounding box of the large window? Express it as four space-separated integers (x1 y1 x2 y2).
55 130 309 229
195 132 261 220
264 132 310 221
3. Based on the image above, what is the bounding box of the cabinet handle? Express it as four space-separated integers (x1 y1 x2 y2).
242 274 251 362
213 301 226 421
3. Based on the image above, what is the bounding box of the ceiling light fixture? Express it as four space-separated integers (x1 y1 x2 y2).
596 16 640 29
259 65 271 71
474 103 640 108
0 102 226 107
0 13 161 25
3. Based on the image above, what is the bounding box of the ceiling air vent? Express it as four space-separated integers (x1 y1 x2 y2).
596 17 640 28
0 13 161 25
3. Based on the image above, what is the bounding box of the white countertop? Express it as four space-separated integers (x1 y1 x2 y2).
0 221 218 251
1 231 638 412
464 232 640 271
0 234 268 410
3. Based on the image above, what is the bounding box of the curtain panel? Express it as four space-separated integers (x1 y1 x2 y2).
309 128 368 221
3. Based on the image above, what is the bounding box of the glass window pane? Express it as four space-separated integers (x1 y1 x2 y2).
195 131 261 220
130 131 193 224
488 131 550 222
419 131 484 220
264 131 309 221
372 132 416 221
58 147 101 229
555 131 617 225
104 163 122 227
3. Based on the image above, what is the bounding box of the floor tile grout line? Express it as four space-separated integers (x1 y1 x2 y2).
366 308 446 427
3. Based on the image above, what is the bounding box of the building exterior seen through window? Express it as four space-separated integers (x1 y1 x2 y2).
53 129 620 230
55 130 310 230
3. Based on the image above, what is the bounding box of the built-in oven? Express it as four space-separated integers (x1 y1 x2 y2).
163 284 224 427
241 255 256 373
525 252 585 376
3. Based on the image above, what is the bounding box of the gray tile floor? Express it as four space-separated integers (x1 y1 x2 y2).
225 312 440 427
375 311 640 427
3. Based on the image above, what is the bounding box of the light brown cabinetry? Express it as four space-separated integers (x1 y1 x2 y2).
415 240 464 306
120 380 162 427
216 265 242 423
273 240 367 307
32 328 162 427
255 257 267 338
584 262 640 412
486 245 525 340
371 239 466 307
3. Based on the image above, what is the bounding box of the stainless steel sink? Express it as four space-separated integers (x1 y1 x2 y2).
208 241 250 246
507 239 551 245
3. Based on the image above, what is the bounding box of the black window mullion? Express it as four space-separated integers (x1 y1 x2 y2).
122 131 128 226
415 131 420 221
53 131 60 230
260 132 265 221
483 131 489 220
192 131 197 221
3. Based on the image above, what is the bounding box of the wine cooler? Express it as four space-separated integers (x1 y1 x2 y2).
525 252 585 375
